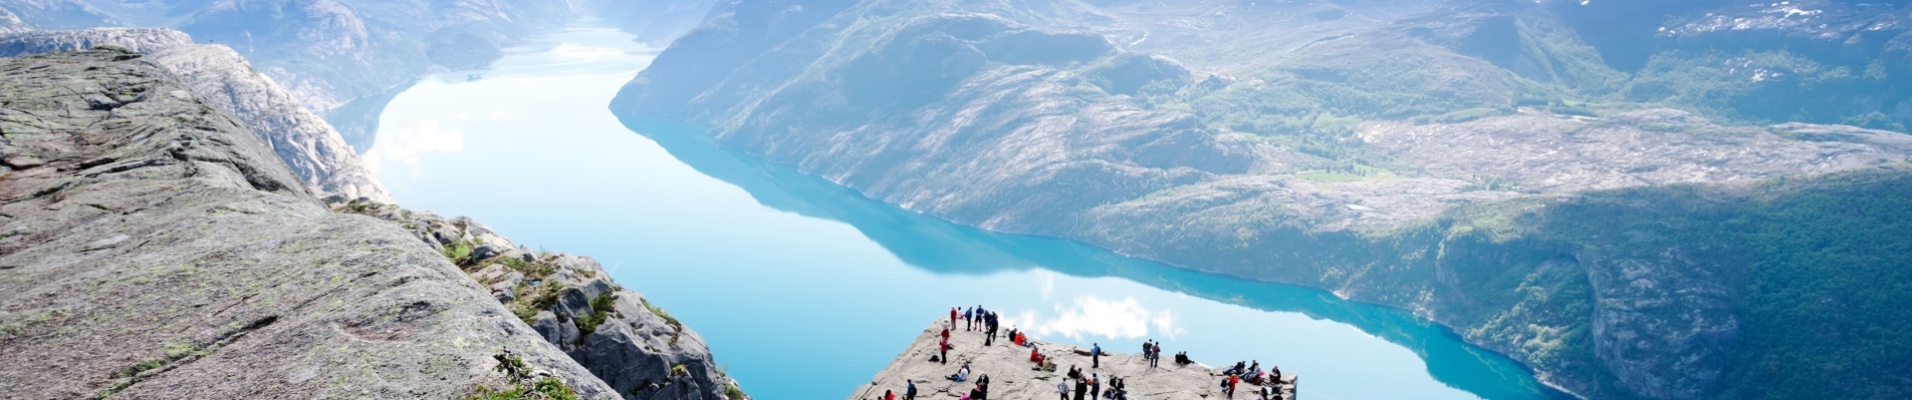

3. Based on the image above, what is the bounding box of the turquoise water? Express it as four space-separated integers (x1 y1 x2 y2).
366 23 1570 400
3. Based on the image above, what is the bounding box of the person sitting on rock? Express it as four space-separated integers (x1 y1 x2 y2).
1175 351 1192 366
947 362 971 382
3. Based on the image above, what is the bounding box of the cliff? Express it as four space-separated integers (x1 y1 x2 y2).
0 49 612 398
0 48 746 399
853 320 1295 400
0 0 585 148
0 27 390 202
335 200 748 400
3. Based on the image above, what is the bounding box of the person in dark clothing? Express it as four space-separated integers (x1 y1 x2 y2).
906 380 917 400
964 307 973 331
1074 378 1089 400
1067 365 1080 380
939 338 950 365
1090 373 1101 399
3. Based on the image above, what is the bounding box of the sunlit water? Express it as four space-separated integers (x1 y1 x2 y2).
365 22 1569 400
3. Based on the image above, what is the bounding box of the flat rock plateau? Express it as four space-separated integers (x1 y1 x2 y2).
853 320 1294 400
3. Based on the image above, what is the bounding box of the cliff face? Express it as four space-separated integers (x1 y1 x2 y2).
0 49 614 398
0 27 390 202
336 201 748 400
614 0 1912 398
0 0 587 149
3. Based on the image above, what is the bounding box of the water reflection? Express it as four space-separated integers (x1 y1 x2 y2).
613 117 1571 400
367 22 1569 400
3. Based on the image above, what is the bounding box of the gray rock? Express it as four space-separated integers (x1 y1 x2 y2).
471 244 503 262
335 198 747 400
533 311 580 346
0 27 393 203
0 50 615 399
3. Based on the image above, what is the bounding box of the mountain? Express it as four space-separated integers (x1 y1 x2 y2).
0 27 390 202
0 0 625 149
0 48 612 398
0 48 745 400
612 0 1912 398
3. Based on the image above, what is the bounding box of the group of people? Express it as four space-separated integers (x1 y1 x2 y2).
1218 360 1284 399
1055 365 1131 400
901 305 1291 400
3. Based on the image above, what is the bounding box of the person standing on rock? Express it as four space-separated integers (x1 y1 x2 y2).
906 379 918 400
884 389 895 400
951 307 960 329
964 307 973 331
1074 376 1089 400
1090 372 1101 399
940 337 951 365
1092 343 1101 369
1057 379 1070 400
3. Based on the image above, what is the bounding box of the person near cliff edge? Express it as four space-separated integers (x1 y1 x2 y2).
1092 343 1101 369
940 337 951 365
964 307 973 331
951 307 959 329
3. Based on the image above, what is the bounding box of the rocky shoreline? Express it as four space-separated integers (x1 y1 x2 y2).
854 320 1295 400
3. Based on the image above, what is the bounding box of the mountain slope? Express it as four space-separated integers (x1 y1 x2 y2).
0 49 615 399
613 0 1912 398
0 27 390 202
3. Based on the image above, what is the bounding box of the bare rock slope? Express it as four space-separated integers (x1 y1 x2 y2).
336 201 748 400
0 50 613 398
0 27 390 202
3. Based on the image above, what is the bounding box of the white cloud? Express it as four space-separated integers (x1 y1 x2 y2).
1028 295 1180 342
365 119 464 179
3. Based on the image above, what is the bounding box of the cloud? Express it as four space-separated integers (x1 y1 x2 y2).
1029 295 1181 342
365 119 464 179
1040 272 1055 301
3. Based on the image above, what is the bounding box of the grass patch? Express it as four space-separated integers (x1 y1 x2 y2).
724 383 745 400
575 292 618 335
118 342 206 378
469 353 578 400
442 239 474 265
669 364 688 378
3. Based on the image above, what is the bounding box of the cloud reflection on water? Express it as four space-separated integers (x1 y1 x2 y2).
1016 295 1184 343
364 119 464 179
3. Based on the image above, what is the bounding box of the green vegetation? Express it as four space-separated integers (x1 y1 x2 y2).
117 341 207 378
724 383 744 400
469 353 577 400
639 297 680 328
668 364 688 378
575 292 618 335
442 239 474 265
